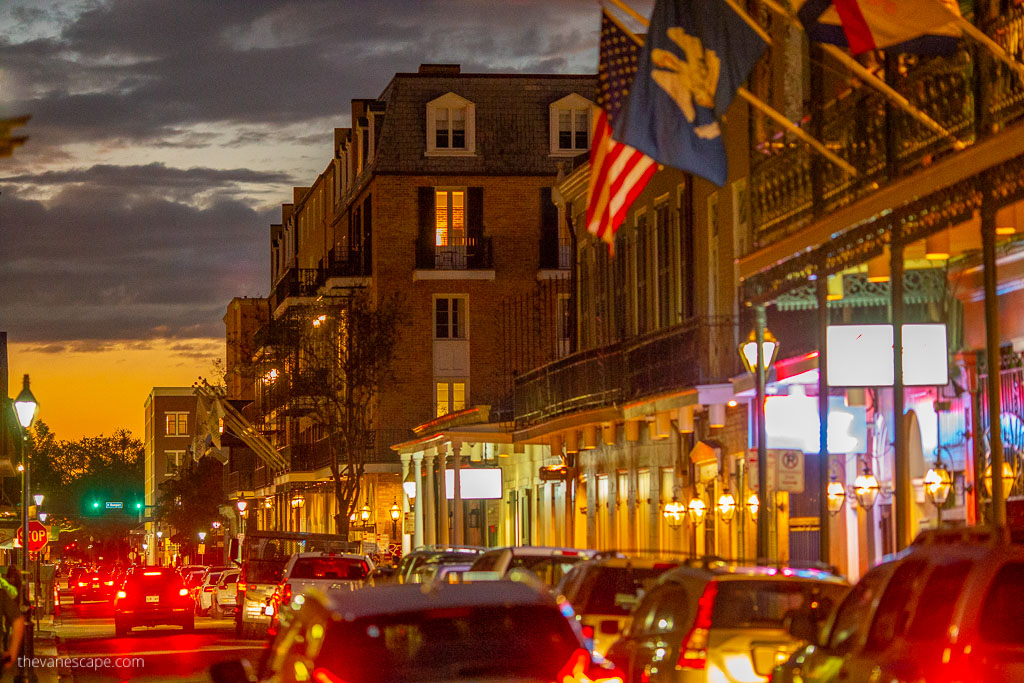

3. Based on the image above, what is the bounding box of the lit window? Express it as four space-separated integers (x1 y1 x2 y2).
165 412 188 436
435 190 465 247
436 381 467 417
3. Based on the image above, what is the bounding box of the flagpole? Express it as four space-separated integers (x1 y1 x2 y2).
757 0 966 151
605 0 856 176
737 88 857 176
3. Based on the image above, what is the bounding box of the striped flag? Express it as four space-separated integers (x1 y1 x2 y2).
797 0 961 55
586 10 657 249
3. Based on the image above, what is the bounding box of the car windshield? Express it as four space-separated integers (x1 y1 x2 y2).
711 580 848 629
290 557 369 581
509 555 584 586
573 566 670 615
316 604 579 682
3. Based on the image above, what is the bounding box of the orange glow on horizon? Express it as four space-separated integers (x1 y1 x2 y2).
8 338 219 441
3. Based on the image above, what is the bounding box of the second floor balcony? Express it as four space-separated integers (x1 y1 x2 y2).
416 235 493 270
270 267 319 311
513 316 739 427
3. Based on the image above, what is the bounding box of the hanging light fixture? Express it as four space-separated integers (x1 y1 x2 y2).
826 274 844 301
687 496 706 524
923 463 952 505
852 469 881 509
826 478 847 515
360 504 371 522
745 493 759 519
717 490 736 522
866 248 890 283
982 461 1015 497
662 498 686 529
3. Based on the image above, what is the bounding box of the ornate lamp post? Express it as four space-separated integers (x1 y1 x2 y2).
853 469 881 510
390 501 401 540
716 490 737 523
739 318 779 563
662 498 687 530
924 461 952 525
13 375 38 672
826 478 847 515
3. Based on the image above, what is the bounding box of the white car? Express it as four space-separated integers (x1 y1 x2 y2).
271 552 375 612
468 546 599 587
211 569 240 618
196 567 230 615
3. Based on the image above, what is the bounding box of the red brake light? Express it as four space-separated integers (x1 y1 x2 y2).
282 583 293 604
581 624 595 640
312 668 349 683
77 582 86 587
203 586 215 592
557 550 580 557
179 588 189 597
677 581 718 670
116 590 126 599
143 571 162 576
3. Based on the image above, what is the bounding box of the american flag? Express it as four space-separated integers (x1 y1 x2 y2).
585 10 656 249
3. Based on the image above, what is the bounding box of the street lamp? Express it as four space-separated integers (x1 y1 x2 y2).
853 469 881 509
32 494 43 507
716 490 736 523
390 501 400 539
739 316 779 563
687 496 706 525
982 461 1015 498
745 493 760 520
13 374 37 671
924 461 952 526
360 505 371 523
662 498 687 529
826 479 847 515
37 513 47 524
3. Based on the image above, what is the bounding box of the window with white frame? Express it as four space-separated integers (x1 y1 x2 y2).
434 189 466 247
426 93 476 155
436 380 467 417
165 412 188 436
434 296 467 339
549 94 594 156
165 450 185 475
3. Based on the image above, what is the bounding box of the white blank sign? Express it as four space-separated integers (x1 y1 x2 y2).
826 324 948 387
444 468 503 500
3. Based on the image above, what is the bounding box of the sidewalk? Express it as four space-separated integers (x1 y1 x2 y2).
1 614 62 683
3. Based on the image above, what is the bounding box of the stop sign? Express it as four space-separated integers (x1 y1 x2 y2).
15 522 48 551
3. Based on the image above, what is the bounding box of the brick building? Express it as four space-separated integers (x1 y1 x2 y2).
223 65 596 544
143 387 197 564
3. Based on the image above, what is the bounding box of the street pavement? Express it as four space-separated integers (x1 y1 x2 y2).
25 588 267 682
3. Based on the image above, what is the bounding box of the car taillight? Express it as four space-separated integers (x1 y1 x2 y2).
581 624 595 640
78 582 86 587
116 590 126 599
204 586 215 592
677 581 718 670
282 583 293 604
179 588 189 597
555 648 624 683
237 582 246 593
312 667 350 683
104 581 114 586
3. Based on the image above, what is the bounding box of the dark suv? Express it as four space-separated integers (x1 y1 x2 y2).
775 526 1024 683
114 566 194 636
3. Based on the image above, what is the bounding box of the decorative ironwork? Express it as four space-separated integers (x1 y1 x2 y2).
775 269 949 311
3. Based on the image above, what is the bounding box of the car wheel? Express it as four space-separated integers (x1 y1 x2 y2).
182 617 195 633
115 620 130 637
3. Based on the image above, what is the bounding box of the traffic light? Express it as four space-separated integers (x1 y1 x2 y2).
135 502 143 510
92 501 99 509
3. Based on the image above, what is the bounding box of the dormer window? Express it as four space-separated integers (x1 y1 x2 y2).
427 93 476 156
549 93 594 156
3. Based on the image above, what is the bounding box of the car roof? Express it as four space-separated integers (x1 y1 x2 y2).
482 546 595 558
658 563 847 586
570 557 682 570
289 552 368 561
322 577 555 619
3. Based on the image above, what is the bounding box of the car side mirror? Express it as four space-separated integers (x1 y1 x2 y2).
787 611 821 646
209 658 256 683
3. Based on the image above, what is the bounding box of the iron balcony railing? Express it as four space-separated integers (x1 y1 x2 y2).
749 8 1024 250
416 235 493 270
286 430 406 472
270 267 320 310
514 316 738 426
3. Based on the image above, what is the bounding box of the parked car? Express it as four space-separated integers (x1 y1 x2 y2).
557 557 681 656
211 569 240 619
267 552 374 635
395 545 485 584
114 566 194 636
605 563 848 682
195 566 232 615
468 546 599 586
210 572 624 683
404 551 484 584
774 526 1024 683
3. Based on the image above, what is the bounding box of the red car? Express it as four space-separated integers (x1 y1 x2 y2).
114 567 194 636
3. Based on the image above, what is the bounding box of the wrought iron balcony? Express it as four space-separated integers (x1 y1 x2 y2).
514 316 738 426
324 245 371 279
416 235 493 270
270 267 320 310
750 9 1024 250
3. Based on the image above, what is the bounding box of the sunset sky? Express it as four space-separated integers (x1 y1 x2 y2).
0 0 654 440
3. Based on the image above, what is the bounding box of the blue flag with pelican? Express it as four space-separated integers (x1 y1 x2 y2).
613 0 766 187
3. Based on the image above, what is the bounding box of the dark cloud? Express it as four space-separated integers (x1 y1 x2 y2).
0 0 626 349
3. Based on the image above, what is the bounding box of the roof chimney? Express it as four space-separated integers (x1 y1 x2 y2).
418 64 461 75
